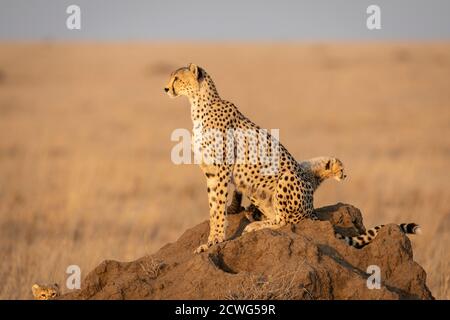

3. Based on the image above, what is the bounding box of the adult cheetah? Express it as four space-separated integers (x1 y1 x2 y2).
164 64 420 252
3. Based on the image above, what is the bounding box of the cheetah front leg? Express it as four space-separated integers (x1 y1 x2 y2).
195 166 231 254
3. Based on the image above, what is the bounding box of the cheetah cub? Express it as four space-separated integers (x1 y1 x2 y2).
31 283 60 300
229 156 421 248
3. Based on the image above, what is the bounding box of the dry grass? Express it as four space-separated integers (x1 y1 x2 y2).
0 42 448 299
224 271 308 300
139 257 165 280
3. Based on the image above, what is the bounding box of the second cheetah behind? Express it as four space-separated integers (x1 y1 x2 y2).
228 156 421 248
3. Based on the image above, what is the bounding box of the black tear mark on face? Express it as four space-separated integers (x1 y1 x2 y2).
197 67 204 82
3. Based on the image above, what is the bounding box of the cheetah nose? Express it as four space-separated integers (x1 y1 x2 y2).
164 87 169 93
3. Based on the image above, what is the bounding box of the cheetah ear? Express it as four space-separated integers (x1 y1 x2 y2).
325 160 331 170
53 283 59 288
188 63 203 80
188 63 198 77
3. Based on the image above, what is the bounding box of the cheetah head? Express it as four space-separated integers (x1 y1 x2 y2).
325 158 347 181
164 63 204 98
31 283 60 300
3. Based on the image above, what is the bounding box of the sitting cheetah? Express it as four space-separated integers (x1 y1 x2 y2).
31 283 60 300
228 157 421 248
164 64 420 252
165 64 317 253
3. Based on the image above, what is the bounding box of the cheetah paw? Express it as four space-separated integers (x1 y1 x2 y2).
194 237 225 254
244 211 256 222
194 243 210 254
242 222 263 234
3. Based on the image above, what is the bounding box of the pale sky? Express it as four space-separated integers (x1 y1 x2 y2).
0 0 449 40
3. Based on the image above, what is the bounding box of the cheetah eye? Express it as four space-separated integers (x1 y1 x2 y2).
51 292 56 297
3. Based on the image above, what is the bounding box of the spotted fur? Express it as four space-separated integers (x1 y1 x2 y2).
228 156 346 220
336 223 421 248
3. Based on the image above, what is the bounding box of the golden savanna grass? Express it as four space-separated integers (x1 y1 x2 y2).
0 43 448 299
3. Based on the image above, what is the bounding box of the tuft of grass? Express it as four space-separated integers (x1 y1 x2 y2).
224 270 312 300
139 258 165 279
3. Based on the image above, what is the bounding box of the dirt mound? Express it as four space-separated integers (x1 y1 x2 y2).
61 203 433 300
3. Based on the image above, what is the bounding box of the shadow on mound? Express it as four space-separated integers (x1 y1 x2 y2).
61 203 433 300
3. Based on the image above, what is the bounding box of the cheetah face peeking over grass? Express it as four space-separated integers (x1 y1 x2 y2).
31 283 60 300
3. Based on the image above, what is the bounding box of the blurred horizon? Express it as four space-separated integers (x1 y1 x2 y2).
1 0 450 41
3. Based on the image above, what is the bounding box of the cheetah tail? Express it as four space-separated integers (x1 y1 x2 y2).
335 223 421 249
